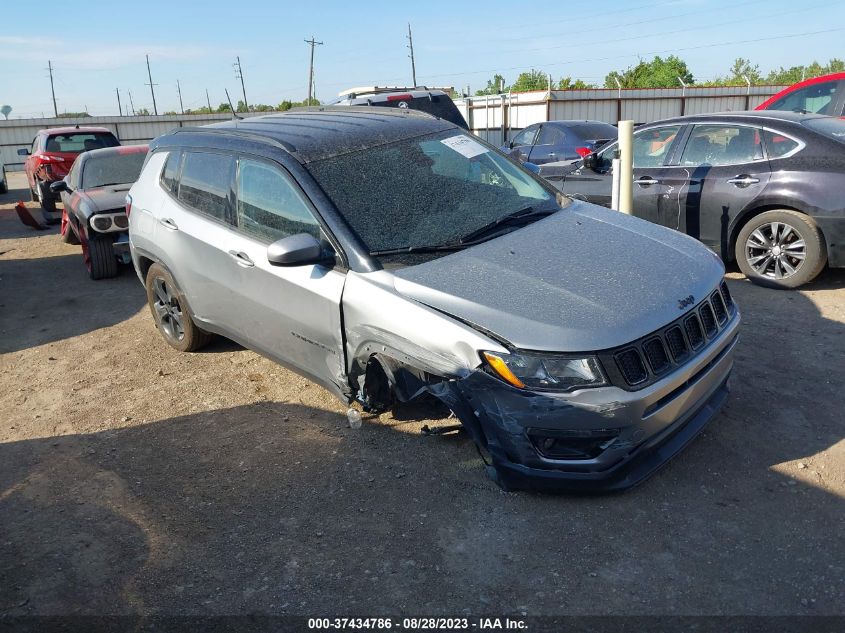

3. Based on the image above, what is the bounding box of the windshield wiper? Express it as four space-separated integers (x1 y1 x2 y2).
454 206 557 244
369 243 469 257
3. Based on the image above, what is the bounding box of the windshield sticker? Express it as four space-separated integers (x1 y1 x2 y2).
440 135 488 158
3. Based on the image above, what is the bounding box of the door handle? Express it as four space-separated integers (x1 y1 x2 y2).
727 175 760 187
228 250 255 267
158 218 178 230
637 177 659 186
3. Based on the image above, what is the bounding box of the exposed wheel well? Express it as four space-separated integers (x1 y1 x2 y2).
728 205 810 261
137 255 155 282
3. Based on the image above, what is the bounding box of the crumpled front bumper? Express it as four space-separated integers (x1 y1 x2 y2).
433 315 739 493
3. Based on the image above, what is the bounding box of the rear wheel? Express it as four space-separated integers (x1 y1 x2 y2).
145 263 212 352
735 210 826 289
87 235 118 280
60 209 80 244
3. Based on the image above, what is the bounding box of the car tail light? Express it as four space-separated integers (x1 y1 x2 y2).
125 194 133 217
38 154 65 163
575 147 592 158
387 94 413 101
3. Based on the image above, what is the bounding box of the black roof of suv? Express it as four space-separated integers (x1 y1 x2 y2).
152 107 458 164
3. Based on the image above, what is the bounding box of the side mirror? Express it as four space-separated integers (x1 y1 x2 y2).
50 180 69 193
523 162 540 175
582 153 597 171
267 233 332 267
17 148 30 156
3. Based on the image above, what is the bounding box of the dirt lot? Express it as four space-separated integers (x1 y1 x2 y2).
0 169 843 618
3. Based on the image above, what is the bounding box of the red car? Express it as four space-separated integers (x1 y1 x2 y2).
17 126 120 224
756 72 845 117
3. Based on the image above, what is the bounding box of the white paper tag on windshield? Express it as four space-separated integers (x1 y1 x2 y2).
440 135 487 158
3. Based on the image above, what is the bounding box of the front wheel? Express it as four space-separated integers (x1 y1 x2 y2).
735 210 827 289
87 235 118 280
144 263 212 352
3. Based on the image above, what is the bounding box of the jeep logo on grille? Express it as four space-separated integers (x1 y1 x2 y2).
678 295 695 310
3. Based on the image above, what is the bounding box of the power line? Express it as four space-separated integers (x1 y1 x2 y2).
304 36 324 106
145 54 158 115
234 56 249 111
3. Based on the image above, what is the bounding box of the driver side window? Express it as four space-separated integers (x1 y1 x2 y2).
511 126 538 147
632 126 681 168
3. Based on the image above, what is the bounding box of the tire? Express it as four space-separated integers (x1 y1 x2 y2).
145 263 213 352
37 180 59 223
87 235 118 280
735 209 827 289
60 209 80 244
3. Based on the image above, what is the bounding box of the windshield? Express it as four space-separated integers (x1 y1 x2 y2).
803 117 845 144
81 151 147 189
306 130 556 253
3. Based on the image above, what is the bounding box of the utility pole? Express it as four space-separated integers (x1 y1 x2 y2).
234 57 249 112
116 88 123 116
47 60 58 117
304 36 323 106
206 89 212 113
176 80 185 114
128 90 136 116
406 23 417 87
145 54 158 115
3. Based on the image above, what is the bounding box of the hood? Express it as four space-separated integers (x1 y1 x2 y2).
79 184 132 216
392 201 725 352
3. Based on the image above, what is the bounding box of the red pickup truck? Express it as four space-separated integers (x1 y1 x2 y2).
18 126 120 223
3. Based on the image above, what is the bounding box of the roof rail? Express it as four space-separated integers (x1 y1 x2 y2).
169 125 297 153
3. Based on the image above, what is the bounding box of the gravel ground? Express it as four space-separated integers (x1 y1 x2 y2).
0 170 843 617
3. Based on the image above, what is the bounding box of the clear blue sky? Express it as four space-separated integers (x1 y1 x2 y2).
1 0 843 117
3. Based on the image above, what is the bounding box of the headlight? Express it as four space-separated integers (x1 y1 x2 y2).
482 351 606 391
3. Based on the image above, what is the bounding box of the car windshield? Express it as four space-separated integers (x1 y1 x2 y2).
45 132 119 153
81 151 147 189
803 117 845 144
306 130 557 253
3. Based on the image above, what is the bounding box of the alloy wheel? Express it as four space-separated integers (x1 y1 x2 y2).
152 277 185 342
744 221 806 280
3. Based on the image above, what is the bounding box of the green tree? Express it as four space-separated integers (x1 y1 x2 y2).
604 55 693 89
216 102 232 113
136 107 151 116
56 111 91 118
475 74 508 95
766 58 845 84
557 76 593 90
510 69 549 92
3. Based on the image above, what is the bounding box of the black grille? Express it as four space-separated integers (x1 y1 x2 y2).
642 337 670 374
665 326 689 362
604 286 736 389
711 291 728 325
684 315 704 349
615 348 647 385
720 281 733 310
700 302 718 337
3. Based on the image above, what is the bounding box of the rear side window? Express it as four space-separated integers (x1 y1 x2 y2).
177 152 234 222
44 132 119 153
766 81 840 115
762 130 801 158
236 159 321 242
570 123 618 142
536 125 564 145
160 151 182 193
680 125 763 166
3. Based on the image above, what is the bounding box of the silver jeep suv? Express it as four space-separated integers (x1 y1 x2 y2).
128 108 739 492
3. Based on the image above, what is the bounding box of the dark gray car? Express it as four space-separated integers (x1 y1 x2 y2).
559 111 845 288
128 108 739 492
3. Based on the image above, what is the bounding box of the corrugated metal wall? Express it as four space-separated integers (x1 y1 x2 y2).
456 85 783 144
0 113 264 171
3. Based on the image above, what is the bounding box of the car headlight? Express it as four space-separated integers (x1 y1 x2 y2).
482 351 606 391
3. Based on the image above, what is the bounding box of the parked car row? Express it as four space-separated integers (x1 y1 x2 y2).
555 111 845 289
